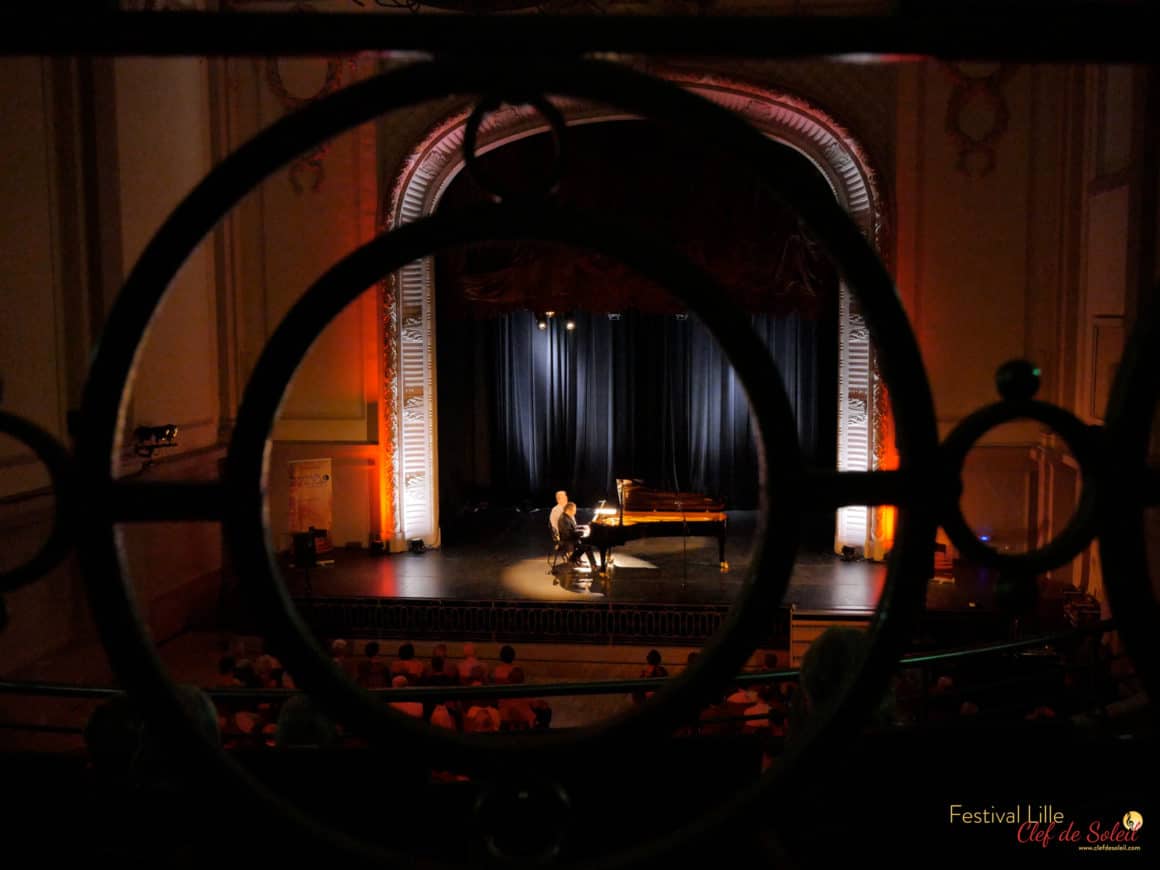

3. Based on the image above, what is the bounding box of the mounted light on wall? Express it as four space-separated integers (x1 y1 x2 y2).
133 424 179 468
607 312 622 321
536 313 548 330
564 314 576 331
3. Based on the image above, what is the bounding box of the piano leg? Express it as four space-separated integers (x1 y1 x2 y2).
718 527 729 573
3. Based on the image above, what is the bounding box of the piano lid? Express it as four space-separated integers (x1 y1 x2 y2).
615 478 725 513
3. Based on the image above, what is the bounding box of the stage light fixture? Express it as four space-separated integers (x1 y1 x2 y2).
536 313 548 330
133 424 179 461
565 315 576 331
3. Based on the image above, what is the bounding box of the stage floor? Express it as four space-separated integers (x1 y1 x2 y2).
281 511 988 613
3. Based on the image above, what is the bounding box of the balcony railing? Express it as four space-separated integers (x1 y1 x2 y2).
0 8 1155 867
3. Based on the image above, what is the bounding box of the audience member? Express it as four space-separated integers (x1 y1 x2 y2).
389 674 425 718
491 645 517 684
430 703 458 732
458 643 487 683
357 641 384 689
464 702 501 734
726 684 759 716
254 654 281 688
423 655 454 687
497 666 540 731
632 649 668 705
768 707 787 739
697 690 738 736
227 636 248 662
790 626 896 740
391 642 425 683
275 695 337 749
232 658 261 690
424 643 457 683
331 638 357 681
215 655 240 688
742 685 776 734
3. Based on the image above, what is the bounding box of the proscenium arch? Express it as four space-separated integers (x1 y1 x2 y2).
379 68 889 552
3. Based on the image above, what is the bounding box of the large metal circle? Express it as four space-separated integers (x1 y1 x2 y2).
74 57 939 866
226 201 803 771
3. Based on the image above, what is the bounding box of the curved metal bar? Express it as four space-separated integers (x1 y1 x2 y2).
795 469 918 510
2 10 1158 62
0 618 1117 704
1097 301 1160 706
939 399 1101 575
109 480 226 523
74 57 938 868
0 411 74 593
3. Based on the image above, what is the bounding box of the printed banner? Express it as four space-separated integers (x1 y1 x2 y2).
288 458 333 534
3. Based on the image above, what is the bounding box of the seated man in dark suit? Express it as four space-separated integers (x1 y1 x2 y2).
557 502 602 572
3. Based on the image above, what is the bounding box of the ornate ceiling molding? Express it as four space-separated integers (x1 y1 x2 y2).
941 62 1019 178
265 56 354 192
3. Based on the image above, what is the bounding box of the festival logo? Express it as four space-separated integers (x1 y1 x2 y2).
948 803 1145 852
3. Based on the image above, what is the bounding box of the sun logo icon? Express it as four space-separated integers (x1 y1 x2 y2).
1122 811 1143 832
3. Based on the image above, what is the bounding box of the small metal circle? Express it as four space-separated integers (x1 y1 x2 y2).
939 399 1099 574
0 411 73 592
995 358 1040 401
473 778 572 864
463 93 566 203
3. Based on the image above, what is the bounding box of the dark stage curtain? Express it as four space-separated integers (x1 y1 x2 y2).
434 119 839 548
437 308 835 523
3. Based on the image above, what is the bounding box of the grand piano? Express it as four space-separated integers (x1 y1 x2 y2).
589 479 729 572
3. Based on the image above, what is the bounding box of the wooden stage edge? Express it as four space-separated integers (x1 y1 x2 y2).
272 537 1017 648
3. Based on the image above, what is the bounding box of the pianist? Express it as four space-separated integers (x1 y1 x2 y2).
558 502 603 572
549 490 568 537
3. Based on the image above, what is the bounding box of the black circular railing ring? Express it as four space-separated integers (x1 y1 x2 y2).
228 202 804 769
0 410 74 592
939 397 1101 575
463 92 567 203
70 57 941 867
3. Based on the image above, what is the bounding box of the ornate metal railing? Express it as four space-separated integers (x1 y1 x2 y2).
0 8 1156 868
291 598 791 645
0 617 1119 732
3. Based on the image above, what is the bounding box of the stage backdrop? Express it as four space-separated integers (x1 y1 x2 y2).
434 120 838 548
437 310 835 539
